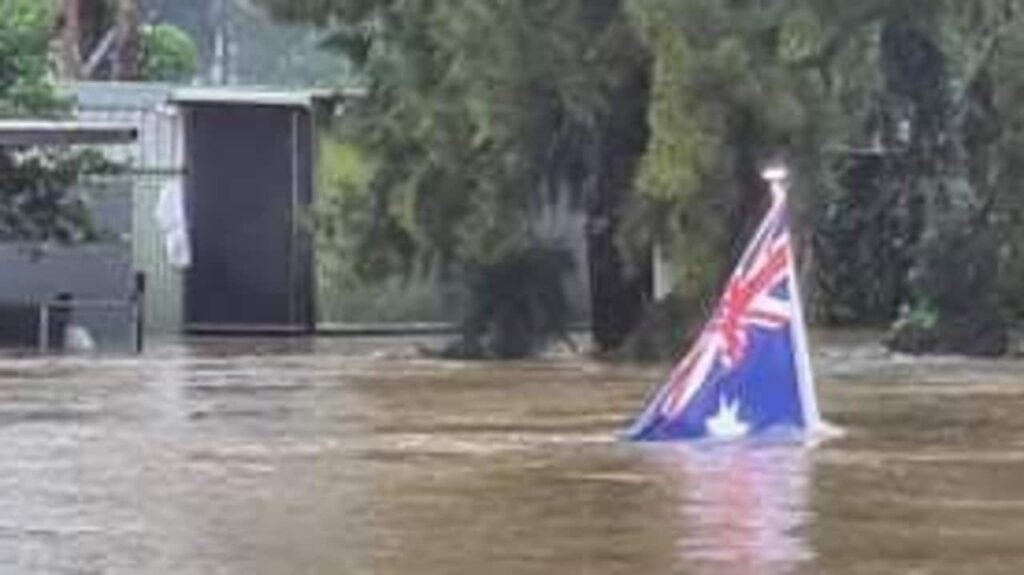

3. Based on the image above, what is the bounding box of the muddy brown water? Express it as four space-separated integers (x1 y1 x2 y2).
0 334 1023 574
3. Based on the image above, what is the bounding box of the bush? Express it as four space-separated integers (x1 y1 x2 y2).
446 245 577 359
140 24 198 83
0 149 121 244
0 0 64 116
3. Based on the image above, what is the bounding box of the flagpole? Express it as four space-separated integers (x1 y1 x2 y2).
762 167 824 433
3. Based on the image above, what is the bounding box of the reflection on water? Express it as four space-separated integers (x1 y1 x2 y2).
1 335 1024 573
647 445 812 574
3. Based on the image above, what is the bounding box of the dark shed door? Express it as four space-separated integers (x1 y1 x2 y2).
184 103 315 334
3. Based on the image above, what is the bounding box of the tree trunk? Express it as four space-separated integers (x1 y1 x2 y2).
56 0 82 79
114 0 141 80
586 57 652 352
587 199 650 352
60 0 112 80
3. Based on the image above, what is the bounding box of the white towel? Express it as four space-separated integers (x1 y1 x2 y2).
155 180 192 269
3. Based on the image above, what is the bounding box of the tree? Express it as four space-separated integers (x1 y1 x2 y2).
622 0 842 317
114 0 141 79
262 0 1024 357
1 0 66 116
878 0 1024 355
259 0 652 356
626 0 1024 357
56 0 142 80
140 0 352 87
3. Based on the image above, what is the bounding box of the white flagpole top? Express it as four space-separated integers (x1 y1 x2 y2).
761 165 789 184
762 165 789 203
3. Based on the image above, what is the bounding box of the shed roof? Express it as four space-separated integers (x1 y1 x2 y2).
170 87 365 108
0 121 138 147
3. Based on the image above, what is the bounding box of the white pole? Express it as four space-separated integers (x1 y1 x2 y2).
762 167 824 432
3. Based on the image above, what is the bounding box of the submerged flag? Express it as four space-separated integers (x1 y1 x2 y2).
628 169 824 442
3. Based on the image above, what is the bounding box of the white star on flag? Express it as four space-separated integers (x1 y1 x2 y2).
705 396 751 439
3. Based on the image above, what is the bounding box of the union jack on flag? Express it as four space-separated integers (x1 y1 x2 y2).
627 172 823 442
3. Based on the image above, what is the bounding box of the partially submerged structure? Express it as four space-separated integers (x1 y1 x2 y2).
172 88 336 335
0 120 142 352
71 82 189 336
67 83 345 338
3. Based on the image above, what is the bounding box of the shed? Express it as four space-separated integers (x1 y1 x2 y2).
171 88 336 335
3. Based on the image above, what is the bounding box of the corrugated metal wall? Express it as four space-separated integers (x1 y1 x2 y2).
68 82 186 335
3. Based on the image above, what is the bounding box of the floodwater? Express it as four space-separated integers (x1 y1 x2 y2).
1 334 1023 574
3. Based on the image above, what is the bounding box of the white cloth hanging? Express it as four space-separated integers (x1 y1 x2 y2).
154 180 192 269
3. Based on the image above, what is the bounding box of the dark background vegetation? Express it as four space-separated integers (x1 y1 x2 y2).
6 0 1024 359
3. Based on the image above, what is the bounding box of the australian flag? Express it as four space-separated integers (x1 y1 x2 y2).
628 174 823 442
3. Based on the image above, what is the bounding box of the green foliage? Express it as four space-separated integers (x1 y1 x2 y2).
315 134 409 288
814 157 910 325
140 24 198 82
628 0 1024 350
261 0 648 355
0 0 64 117
450 246 577 359
0 150 118 244
991 14 1024 319
623 0 835 305
316 133 461 325
870 1 1024 354
268 0 1024 356
0 0 110 246
969 4 1024 322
